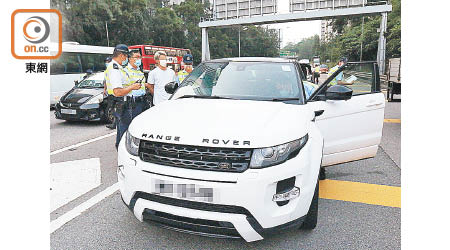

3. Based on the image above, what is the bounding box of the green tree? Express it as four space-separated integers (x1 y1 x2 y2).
51 0 281 64
319 0 400 63
282 35 321 60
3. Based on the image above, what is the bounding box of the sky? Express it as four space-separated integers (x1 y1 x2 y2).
267 0 321 48
269 21 321 48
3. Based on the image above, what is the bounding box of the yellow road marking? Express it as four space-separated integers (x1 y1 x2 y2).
319 179 401 208
384 119 401 123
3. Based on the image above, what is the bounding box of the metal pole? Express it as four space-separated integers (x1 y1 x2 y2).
261 0 263 15
279 28 281 50
377 12 388 75
238 26 241 57
105 21 110 47
360 16 364 61
202 28 210 62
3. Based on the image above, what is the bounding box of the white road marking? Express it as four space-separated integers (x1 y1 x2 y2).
50 158 101 212
50 132 116 156
50 182 119 234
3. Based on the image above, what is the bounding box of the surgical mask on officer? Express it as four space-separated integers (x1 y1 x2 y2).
121 56 128 67
105 63 109 68
134 58 142 67
159 59 167 68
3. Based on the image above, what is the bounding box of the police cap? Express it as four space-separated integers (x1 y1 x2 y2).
105 57 112 62
339 57 348 63
114 44 129 55
183 53 193 64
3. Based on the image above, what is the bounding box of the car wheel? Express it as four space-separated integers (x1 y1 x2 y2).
319 167 326 180
300 179 318 230
104 105 115 124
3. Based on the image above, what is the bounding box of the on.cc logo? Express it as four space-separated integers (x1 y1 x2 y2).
23 16 50 44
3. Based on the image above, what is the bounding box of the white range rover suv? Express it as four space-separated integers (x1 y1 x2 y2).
118 57 385 242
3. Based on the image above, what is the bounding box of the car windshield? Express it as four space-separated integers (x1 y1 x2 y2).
77 73 104 88
173 61 304 103
77 79 104 88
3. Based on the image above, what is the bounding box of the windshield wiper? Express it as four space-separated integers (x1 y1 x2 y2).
270 98 301 102
178 95 233 100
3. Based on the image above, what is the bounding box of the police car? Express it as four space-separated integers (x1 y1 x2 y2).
118 57 385 241
54 72 113 123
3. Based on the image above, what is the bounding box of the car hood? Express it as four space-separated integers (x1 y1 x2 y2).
129 98 311 148
62 88 103 103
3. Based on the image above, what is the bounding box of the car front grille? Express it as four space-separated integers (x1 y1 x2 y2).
139 141 252 172
60 101 82 108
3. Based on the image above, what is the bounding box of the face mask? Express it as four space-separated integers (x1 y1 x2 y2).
159 60 167 67
121 57 128 66
105 63 109 68
134 59 142 67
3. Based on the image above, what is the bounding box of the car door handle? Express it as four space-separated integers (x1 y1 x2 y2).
366 101 383 107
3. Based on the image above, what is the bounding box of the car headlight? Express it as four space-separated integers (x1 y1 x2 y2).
125 130 140 156
249 134 308 168
85 94 103 104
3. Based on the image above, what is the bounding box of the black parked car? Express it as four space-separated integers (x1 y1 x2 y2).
54 72 114 122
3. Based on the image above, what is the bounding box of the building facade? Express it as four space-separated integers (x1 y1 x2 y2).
321 19 334 43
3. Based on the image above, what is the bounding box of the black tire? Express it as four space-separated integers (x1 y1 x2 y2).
319 167 326 180
104 105 115 124
300 180 319 230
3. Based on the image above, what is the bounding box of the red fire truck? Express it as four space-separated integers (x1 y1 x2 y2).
128 45 191 73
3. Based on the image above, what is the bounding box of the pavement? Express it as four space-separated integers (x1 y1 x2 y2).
49 83 401 249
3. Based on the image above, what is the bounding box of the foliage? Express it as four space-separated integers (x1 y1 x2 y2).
51 0 280 65
282 0 400 65
283 35 321 60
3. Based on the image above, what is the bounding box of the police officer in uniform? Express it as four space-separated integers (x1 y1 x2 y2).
104 44 142 149
313 64 320 84
124 50 150 117
103 57 117 129
328 57 353 86
177 53 193 84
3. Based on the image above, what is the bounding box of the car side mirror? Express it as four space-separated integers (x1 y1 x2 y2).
325 85 352 101
165 81 178 94
74 80 79 86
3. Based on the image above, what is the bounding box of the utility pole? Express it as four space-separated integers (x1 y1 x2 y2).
360 16 364 62
105 21 110 47
238 26 241 57
377 12 388 75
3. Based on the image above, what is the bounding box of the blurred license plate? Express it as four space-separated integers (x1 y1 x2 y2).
61 109 76 115
151 179 215 202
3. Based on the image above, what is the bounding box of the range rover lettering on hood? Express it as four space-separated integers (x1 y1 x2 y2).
142 133 180 141
202 139 250 146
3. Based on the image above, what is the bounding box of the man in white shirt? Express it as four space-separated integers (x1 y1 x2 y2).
147 51 177 105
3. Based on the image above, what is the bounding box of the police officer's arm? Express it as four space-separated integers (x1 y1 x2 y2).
109 65 141 97
337 74 353 85
113 84 141 97
103 80 108 95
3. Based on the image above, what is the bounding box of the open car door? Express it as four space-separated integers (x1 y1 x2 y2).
306 62 385 166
